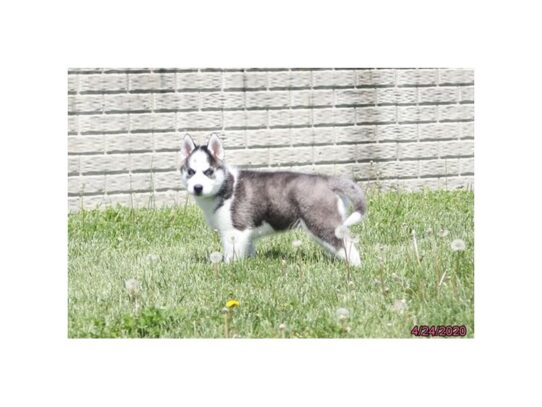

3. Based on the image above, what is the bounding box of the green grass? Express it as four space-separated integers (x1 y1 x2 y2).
68 190 474 338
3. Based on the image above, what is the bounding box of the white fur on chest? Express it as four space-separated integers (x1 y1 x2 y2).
194 196 233 231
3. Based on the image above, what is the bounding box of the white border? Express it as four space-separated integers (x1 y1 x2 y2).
1 1 541 405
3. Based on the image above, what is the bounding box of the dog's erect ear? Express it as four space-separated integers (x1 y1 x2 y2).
207 133 224 161
180 134 196 163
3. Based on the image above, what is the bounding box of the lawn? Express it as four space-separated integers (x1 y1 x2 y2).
68 189 474 338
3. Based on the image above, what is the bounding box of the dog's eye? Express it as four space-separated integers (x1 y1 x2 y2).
204 169 214 177
187 168 195 176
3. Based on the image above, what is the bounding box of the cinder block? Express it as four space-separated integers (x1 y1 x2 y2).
68 176 81 195
221 131 247 148
313 108 356 126
397 142 440 160
335 89 376 106
356 69 395 86
344 162 372 180
460 86 474 103
377 124 418 142
70 95 104 113
223 72 267 90
459 157 474 175
290 109 312 126
178 72 222 90
153 171 181 190
246 129 290 147
83 194 108 210
79 74 128 92
102 94 154 112
270 146 312 166
68 135 104 154
104 134 130 153
378 160 419 179
105 173 130 192
418 87 459 103
201 92 245 109
356 143 398 161
68 156 80 175
459 122 474 139
419 158 460 177
376 88 417 104
291 90 334 107
438 104 474 121
68 74 78 93
397 69 438 86
230 109 262 128
439 69 474 85
356 106 396 124
245 91 289 108
129 152 178 171
268 71 311 89
229 148 269 166
130 113 176 132
80 174 106 194
290 128 321 145
129 73 176 91
80 154 130 174
154 132 182 151
177 111 222 129
335 126 377 144
68 116 78 134
314 144 360 163
443 175 474 190
68 197 82 212
268 109 291 127
439 140 474 157
103 193 132 208
130 173 154 191
79 114 129 133
154 93 200 110
397 106 438 123
312 70 356 87
418 123 460 140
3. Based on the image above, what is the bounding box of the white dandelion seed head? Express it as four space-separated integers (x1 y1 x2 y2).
392 299 408 314
439 229 450 238
124 278 141 296
209 251 223 264
292 240 302 248
335 307 350 320
334 225 350 240
279 323 287 331
451 239 466 252
146 254 159 263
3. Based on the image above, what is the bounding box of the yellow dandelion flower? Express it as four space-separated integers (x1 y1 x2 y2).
226 300 240 309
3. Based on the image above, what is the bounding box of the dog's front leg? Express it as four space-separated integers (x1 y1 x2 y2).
221 229 252 263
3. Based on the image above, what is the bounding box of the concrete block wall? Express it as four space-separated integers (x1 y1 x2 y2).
68 68 474 211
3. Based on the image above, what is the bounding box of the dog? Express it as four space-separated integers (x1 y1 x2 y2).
179 133 366 266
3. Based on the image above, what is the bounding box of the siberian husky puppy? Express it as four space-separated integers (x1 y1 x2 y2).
179 133 366 266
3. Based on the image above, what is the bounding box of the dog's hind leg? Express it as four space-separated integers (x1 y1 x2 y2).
221 229 252 263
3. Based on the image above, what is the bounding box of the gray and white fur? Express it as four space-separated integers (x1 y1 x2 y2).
179 133 366 266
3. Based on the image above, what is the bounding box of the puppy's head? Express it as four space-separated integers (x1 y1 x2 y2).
179 133 226 198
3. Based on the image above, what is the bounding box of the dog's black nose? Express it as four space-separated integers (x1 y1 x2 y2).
194 184 203 195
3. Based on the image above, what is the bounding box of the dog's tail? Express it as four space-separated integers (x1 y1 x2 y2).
328 177 367 227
